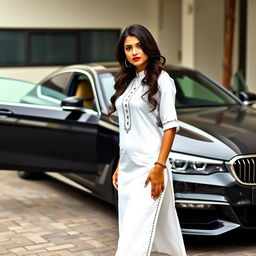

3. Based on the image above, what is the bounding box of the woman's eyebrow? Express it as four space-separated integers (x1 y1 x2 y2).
124 42 140 47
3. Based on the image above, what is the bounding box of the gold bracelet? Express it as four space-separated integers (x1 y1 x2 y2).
154 161 167 169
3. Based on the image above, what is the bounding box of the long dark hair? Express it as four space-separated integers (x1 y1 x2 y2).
108 24 166 116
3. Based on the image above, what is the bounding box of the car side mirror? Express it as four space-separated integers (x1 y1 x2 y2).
239 91 256 106
61 96 84 111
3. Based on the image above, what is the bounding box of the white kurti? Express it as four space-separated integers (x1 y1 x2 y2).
115 70 187 256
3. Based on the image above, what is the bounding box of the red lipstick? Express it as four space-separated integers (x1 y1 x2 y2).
132 57 141 61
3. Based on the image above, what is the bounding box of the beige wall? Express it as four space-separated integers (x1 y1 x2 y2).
0 0 255 93
0 67 61 83
159 0 181 64
194 0 225 83
193 0 255 93
0 0 158 32
180 0 226 84
0 0 159 82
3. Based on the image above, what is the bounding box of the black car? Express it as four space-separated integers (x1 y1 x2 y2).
1 63 256 236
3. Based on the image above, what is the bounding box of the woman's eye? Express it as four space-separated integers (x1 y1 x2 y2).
137 44 142 49
125 47 131 51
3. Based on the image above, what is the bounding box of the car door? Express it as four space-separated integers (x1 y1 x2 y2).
0 76 99 174
53 70 119 202
62 71 114 183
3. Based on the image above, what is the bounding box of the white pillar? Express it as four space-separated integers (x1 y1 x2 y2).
181 0 195 67
246 0 256 93
193 0 225 83
158 0 181 64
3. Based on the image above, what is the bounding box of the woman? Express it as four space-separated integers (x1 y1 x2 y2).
108 24 187 256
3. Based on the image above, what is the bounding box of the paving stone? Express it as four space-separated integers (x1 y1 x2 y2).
39 250 74 256
74 251 94 256
66 231 80 235
25 243 55 250
243 249 256 256
86 239 105 248
50 223 69 230
46 244 75 251
24 233 49 243
0 170 256 256
2 237 33 249
10 247 27 254
0 247 9 254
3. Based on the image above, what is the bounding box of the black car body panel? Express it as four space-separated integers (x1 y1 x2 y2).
175 105 256 159
0 102 100 173
1 63 256 236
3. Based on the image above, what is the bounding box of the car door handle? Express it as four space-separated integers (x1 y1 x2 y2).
0 109 14 116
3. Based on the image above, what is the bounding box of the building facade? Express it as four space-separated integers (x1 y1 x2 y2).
0 0 255 93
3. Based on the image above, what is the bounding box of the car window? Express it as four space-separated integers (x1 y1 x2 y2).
0 77 66 107
167 71 238 108
41 72 73 93
98 72 115 105
99 70 237 109
177 76 225 105
68 73 97 111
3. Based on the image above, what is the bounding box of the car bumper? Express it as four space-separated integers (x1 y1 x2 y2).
173 172 256 235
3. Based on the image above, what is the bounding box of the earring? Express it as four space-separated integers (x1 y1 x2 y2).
125 59 131 68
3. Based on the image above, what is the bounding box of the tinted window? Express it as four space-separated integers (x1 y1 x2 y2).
0 31 25 66
99 70 237 110
80 30 119 62
42 72 73 94
168 70 238 108
0 78 66 107
30 33 76 64
0 29 120 66
98 72 115 105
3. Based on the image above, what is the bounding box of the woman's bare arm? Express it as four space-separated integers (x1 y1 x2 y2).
145 127 176 200
112 157 120 190
157 127 176 165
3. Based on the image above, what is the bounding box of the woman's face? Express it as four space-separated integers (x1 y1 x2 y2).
124 36 148 72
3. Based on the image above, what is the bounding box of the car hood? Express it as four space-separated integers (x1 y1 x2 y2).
173 105 256 161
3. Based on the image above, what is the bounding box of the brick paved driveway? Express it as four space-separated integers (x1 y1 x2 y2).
0 170 256 256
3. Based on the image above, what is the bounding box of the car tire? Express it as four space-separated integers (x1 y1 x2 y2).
17 171 46 180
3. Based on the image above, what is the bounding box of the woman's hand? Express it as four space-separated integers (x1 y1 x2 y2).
144 165 165 200
112 168 119 190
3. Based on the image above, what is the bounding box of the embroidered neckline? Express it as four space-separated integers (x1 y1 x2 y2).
121 79 141 133
136 70 145 79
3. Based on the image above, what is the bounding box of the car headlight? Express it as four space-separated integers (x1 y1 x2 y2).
169 152 225 175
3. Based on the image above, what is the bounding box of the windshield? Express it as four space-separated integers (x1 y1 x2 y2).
0 77 66 107
98 70 238 109
167 70 238 108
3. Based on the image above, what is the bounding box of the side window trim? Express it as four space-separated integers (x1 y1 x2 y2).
36 86 62 104
0 101 63 110
40 71 74 94
41 68 101 115
68 70 101 115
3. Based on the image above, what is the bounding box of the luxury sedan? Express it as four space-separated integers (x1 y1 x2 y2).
1 63 256 236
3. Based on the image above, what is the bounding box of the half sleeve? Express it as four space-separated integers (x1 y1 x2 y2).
158 72 180 132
